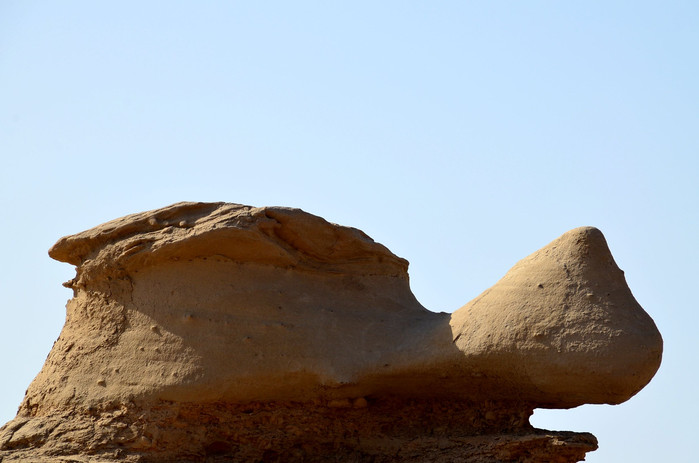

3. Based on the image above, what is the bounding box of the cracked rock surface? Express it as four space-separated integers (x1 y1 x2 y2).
0 202 662 462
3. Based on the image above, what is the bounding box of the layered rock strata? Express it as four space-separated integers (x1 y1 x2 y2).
0 202 662 462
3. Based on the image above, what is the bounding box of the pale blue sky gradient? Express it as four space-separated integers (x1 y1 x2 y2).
1 2 697 461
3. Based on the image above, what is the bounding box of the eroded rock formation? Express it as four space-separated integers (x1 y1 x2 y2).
0 202 662 462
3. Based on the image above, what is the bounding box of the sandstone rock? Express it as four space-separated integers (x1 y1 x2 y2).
450 226 663 407
0 202 662 462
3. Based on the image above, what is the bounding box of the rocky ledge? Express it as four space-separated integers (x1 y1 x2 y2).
0 202 662 462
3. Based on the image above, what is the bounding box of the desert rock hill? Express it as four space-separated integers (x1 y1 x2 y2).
0 202 662 462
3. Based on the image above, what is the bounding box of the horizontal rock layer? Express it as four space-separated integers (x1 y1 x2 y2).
0 399 596 463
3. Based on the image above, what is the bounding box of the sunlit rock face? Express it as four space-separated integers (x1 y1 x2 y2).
0 202 662 462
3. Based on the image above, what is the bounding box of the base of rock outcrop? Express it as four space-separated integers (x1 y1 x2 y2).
0 399 596 462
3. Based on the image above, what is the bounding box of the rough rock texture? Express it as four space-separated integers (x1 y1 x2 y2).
0 202 662 462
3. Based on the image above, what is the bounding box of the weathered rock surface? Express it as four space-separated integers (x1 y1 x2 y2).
450 226 663 408
0 202 662 462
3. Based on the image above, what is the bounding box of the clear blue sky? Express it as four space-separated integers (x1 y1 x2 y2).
1 2 697 461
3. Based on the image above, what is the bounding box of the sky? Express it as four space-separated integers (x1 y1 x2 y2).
1 1 697 461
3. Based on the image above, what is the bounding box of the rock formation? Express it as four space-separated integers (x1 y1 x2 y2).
0 202 662 462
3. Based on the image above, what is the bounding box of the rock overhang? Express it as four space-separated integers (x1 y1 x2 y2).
43 203 663 408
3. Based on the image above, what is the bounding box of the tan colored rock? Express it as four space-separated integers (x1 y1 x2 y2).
0 202 662 462
450 226 663 407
